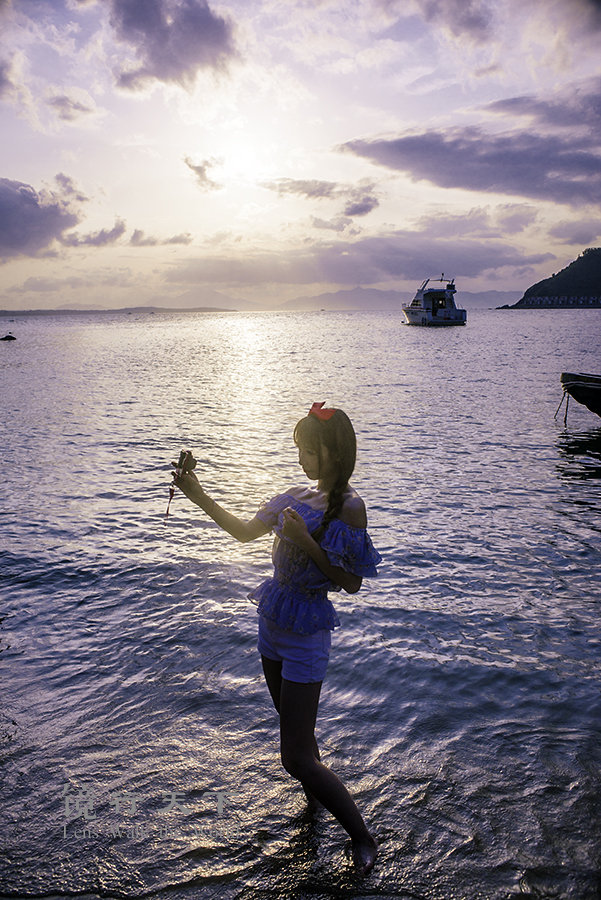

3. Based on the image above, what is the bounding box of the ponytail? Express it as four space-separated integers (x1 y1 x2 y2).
312 475 347 542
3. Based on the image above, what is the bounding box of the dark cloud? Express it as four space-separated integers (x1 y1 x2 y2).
415 204 536 239
164 232 193 244
400 0 493 43
0 177 80 261
390 0 601 44
130 229 159 246
62 218 126 247
548 219 601 245
54 173 89 203
580 0 601 25
265 177 379 218
0 59 13 98
47 93 95 121
183 156 222 191
109 0 237 89
130 228 192 245
415 207 493 238
485 77 601 131
165 230 551 287
344 127 601 206
496 204 537 233
343 193 379 217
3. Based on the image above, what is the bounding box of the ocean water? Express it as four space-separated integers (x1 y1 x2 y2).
1 307 600 900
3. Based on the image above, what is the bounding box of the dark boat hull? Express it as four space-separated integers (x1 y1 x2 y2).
560 372 601 418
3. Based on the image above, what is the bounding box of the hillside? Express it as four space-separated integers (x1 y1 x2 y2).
501 248 601 308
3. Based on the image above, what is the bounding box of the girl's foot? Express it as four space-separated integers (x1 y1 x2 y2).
352 834 378 875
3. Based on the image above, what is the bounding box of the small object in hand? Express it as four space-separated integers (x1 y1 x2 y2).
164 449 197 523
176 449 197 476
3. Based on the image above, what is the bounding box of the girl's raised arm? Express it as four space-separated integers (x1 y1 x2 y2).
173 470 270 543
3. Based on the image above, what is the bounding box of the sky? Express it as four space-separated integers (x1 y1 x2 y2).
1 0 601 310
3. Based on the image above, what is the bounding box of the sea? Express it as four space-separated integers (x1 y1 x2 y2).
1 307 600 900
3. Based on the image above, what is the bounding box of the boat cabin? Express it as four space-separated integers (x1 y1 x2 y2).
409 285 455 315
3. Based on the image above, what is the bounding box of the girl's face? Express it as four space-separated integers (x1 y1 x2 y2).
298 441 335 483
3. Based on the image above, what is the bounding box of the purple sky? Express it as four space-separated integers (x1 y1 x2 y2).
1 0 601 309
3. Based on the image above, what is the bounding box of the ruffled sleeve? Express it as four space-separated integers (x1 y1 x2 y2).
320 520 382 577
255 493 293 530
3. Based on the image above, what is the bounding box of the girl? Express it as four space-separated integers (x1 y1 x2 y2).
173 402 381 875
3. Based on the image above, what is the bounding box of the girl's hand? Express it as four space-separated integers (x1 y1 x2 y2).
281 507 311 547
171 464 203 504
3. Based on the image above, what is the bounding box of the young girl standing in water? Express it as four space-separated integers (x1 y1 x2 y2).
173 403 381 875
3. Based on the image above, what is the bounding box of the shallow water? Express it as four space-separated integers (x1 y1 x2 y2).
1 307 600 899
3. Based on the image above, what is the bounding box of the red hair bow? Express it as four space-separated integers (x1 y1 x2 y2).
309 401 336 421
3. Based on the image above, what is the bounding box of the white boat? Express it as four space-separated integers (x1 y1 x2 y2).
402 277 467 326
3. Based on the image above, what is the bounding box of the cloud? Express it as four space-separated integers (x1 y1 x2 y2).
575 0 601 27
343 192 379 217
183 156 222 191
164 232 193 244
130 228 193 245
411 0 493 43
548 219 601 245
265 177 380 218
414 204 537 239
311 216 354 233
62 218 127 247
343 127 601 206
0 177 81 261
496 204 538 234
54 173 89 204
130 229 159 246
8 275 89 293
484 76 601 132
0 58 14 98
46 90 96 122
165 230 551 288
6 268 138 297
414 207 493 238
109 0 237 90
267 178 339 200
391 0 601 47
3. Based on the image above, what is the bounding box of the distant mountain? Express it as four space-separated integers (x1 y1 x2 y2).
1 287 248 316
460 290 522 308
281 287 407 310
282 285 521 311
0 305 236 317
500 248 601 308
171 288 256 310
57 303 108 310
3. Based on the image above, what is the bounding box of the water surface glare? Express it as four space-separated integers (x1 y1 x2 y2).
1 308 600 899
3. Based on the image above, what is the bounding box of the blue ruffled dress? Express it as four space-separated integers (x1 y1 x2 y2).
248 492 382 635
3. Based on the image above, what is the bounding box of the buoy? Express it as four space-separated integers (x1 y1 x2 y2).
1 332 16 341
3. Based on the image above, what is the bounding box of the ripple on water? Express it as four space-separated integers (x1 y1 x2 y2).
2 309 601 899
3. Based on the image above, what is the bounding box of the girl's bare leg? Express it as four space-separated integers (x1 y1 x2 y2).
261 656 321 802
261 656 377 874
